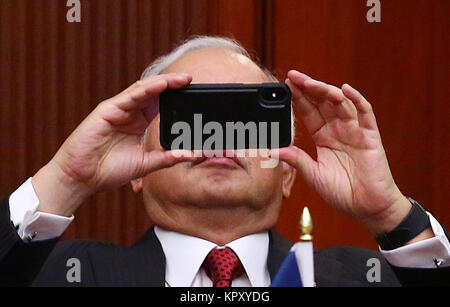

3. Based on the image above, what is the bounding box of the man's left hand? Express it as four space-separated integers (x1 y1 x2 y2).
277 70 412 236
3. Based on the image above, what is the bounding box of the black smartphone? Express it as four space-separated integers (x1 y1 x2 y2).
159 83 291 150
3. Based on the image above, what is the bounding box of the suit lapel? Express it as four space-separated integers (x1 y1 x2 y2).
129 227 166 286
267 230 293 279
87 227 166 287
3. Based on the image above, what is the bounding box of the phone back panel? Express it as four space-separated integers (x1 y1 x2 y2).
159 83 292 150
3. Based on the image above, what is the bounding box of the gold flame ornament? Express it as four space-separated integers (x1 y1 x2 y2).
299 207 313 241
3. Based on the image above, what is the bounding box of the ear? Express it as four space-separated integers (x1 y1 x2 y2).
130 178 143 193
281 162 297 198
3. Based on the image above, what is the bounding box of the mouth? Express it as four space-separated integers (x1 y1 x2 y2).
192 151 244 169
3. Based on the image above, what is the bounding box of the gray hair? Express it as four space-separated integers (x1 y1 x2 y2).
140 35 295 144
140 35 278 82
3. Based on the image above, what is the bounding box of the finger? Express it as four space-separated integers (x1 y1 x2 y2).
122 73 189 94
341 84 378 130
116 73 192 111
288 71 359 127
141 149 199 175
286 79 326 135
301 79 338 122
303 79 355 122
139 75 193 123
274 146 317 184
309 81 358 121
287 70 312 90
286 73 326 135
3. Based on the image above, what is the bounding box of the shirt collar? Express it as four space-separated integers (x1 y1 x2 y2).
226 231 270 287
154 226 269 287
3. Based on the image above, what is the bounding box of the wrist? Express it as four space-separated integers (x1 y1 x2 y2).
361 193 412 236
32 160 92 217
375 198 432 250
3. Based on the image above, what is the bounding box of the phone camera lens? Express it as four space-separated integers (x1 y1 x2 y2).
262 88 285 103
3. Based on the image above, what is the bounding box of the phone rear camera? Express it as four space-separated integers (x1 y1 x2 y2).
261 88 286 104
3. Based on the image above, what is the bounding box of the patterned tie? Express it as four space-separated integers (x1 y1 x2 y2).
202 247 245 287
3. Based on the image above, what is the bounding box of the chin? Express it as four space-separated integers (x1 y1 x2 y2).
191 179 251 207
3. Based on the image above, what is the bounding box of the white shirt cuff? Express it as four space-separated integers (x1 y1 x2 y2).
9 178 74 242
380 212 450 268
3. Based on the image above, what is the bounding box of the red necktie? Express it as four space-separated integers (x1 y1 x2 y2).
202 247 245 287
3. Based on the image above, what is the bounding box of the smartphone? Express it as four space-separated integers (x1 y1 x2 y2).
159 83 291 150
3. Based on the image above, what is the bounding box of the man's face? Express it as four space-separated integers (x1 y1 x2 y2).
135 48 295 220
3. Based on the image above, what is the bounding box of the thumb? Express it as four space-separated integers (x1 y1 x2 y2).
276 146 317 184
140 149 197 176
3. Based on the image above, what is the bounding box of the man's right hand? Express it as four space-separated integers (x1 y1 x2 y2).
32 73 195 217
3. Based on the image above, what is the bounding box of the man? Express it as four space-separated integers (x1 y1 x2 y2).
1 36 449 287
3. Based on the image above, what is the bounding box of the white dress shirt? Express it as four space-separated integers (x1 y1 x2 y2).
9 178 74 241
154 226 270 287
7 177 450 281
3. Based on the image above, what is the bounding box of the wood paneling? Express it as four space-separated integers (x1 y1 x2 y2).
1 0 448 250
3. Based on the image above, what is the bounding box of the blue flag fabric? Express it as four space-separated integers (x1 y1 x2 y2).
270 251 303 287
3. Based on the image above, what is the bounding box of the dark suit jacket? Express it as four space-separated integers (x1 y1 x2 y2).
0 198 449 287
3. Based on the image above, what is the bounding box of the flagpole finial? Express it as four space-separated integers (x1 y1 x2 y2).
299 206 313 241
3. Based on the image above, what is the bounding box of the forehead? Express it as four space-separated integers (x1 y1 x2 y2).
163 48 269 83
